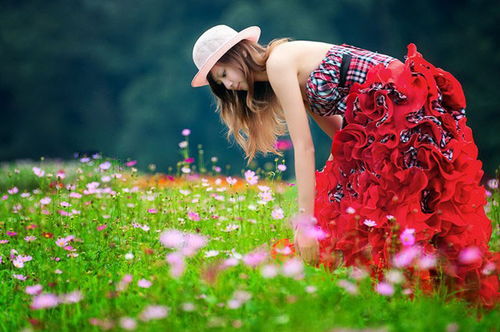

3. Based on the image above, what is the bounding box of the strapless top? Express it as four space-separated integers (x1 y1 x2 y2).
305 44 397 117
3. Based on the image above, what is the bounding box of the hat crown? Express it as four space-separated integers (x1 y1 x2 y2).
192 25 239 69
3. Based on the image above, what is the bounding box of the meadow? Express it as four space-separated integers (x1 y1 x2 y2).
0 133 498 332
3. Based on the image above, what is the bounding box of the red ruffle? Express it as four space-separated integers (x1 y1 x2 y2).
314 43 499 307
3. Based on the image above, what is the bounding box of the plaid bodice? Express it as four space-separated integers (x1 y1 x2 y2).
305 44 398 116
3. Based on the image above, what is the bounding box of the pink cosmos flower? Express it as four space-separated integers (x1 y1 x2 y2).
166 252 186 278
7 231 17 236
244 170 259 185
89 318 114 329
56 170 66 179
59 291 83 303
363 219 377 227
13 274 27 280
116 274 133 291
31 293 59 309
60 201 71 207
226 177 237 185
69 192 82 199
56 238 68 247
229 290 252 309
258 191 273 203
281 258 304 278
417 254 437 270
138 279 152 288
274 139 293 151
184 157 195 164
487 179 498 189
26 284 43 295
204 250 219 258
346 207 356 214
271 208 284 220
227 299 242 309
139 305 169 321
147 208 158 214
222 257 239 269
8 187 18 195
32 167 45 177
458 246 482 264
400 228 415 246
302 226 327 241
277 164 287 172
258 185 270 192
481 262 496 276
126 160 137 167
24 236 37 242
58 210 71 216
187 211 200 221
242 250 268 267
40 197 52 205
64 235 75 242
99 161 111 170
119 317 137 330
376 282 394 296
181 233 208 256
260 264 279 278
160 230 185 249
337 279 358 294
393 246 421 268
181 129 191 136
97 224 107 231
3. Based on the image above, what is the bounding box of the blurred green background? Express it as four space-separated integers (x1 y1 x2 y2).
1 0 498 177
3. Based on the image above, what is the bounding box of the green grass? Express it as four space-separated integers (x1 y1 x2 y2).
0 157 498 332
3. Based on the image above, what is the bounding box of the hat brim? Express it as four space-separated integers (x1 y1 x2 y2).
191 26 261 87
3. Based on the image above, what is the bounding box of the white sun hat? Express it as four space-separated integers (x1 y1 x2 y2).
191 25 261 87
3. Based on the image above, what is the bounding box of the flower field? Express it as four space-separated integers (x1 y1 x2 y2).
0 150 498 331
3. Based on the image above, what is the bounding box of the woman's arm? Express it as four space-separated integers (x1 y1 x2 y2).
308 112 342 163
308 113 343 140
267 47 320 264
266 49 316 216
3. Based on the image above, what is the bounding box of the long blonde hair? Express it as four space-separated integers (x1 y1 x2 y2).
207 38 291 164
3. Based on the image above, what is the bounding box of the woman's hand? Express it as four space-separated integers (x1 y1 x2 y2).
293 226 319 265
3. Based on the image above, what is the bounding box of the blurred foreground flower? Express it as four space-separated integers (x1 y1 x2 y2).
274 139 293 151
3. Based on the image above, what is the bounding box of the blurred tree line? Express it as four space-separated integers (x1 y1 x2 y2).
0 0 498 177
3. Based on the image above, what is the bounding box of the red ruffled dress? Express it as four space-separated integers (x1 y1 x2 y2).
305 43 498 307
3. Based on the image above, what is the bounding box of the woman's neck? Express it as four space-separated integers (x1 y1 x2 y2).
254 70 269 82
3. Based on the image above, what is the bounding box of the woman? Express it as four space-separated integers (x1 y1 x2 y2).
191 25 498 306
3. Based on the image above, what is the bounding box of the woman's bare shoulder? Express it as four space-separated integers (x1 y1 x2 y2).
270 40 334 55
267 40 335 69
